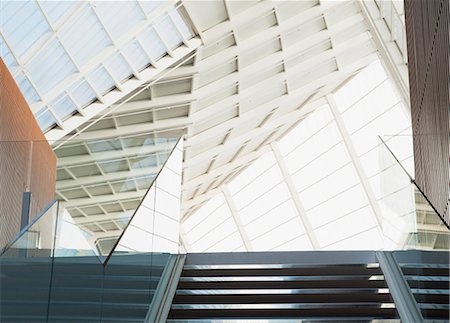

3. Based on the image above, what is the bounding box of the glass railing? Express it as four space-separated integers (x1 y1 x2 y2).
376 135 449 251
0 135 183 322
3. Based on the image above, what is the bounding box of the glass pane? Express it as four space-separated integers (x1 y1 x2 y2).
1 201 58 258
26 39 77 95
88 65 116 95
137 27 167 61
111 138 183 255
0 1 50 58
14 72 40 104
50 93 78 120
0 202 58 322
155 16 183 50
69 78 97 108
40 1 78 26
104 52 134 83
53 135 182 258
0 35 17 68
59 5 112 66
121 39 151 71
93 1 145 39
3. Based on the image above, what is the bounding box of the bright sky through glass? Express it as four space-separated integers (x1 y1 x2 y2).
0 1 193 132
182 59 415 253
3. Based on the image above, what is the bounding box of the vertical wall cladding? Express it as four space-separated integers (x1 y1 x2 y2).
405 0 450 225
0 59 57 250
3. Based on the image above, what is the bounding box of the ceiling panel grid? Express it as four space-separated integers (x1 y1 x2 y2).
69 0 379 220
0 0 200 139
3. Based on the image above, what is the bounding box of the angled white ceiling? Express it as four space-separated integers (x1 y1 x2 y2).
1 0 409 243
0 0 201 140
69 0 382 222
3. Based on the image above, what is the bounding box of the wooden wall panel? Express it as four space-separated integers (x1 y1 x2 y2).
405 0 450 226
0 59 57 250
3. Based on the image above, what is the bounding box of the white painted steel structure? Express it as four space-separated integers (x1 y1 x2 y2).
2 0 424 250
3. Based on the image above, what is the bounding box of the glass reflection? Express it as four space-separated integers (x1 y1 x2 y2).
53 135 181 258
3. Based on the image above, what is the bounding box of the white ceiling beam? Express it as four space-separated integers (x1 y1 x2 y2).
57 166 159 190
182 145 272 191
93 230 122 239
74 211 133 224
46 38 201 142
184 55 377 167
271 141 320 250
358 0 410 109
221 185 253 251
181 113 312 213
25 1 178 112
326 93 385 237
188 51 375 150
75 117 191 140
63 189 147 207
56 142 174 167
416 224 450 234
108 93 194 115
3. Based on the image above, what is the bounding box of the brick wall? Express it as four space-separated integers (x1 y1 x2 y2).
0 58 57 250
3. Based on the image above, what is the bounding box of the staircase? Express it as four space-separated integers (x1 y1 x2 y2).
168 252 398 321
1 250 448 322
0 253 169 322
168 251 450 322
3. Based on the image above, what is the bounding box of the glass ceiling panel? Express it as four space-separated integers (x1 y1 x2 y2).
88 65 116 95
137 27 168 61
69 78 97 108
155 16 183 50
53 135 182 257
0 35 16 68
50 93 78 120
36 107 57 131
315 205 378 248
1 1 50 58
333 60 387 113
232 165 284 211
170 9 193 40
188 203 232 244
183 193 226 233
239 182 291 225
283 121 342 174
93 1 145 39
121 39 151 72
290 142 350 193
39 1 78 26
251 217 305 251
1 0 194 133
228 152 277 195
182 59 417 253
277 105 333 157
192 217 238 252
139 1 163 15
307 185 370 229
104 52 133 83
26 39 77 95
245 199 302 240
14 72 40 104
59 5 112 66
205 231 244 252
299 163 360 211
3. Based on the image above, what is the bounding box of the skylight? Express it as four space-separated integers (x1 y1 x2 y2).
181 60 415 252
0 0 197 135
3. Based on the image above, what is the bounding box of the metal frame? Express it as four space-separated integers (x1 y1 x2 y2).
271 142 320 249
376 251 424 322
145 254 186 323
221 185 253 251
